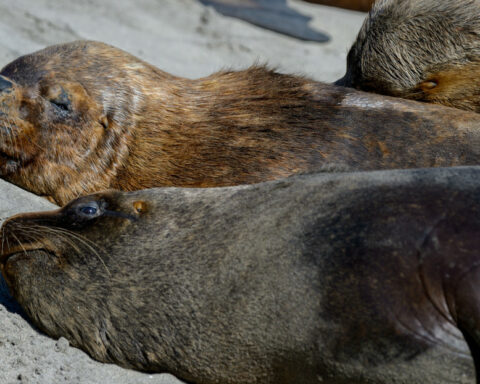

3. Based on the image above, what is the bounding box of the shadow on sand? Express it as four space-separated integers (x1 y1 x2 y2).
0 274 28 319
199 0 330 42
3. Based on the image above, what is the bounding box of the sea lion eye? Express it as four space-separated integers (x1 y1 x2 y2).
51 99 70 111
48 86 71 112
76 201 101 219
80 206 97 215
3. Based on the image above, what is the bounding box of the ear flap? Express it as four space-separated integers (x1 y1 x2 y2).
419 80 438 92
100 115 109 129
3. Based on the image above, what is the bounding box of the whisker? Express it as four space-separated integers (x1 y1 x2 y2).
10 232 28 259
1 222 5 255
32 224 111 276
26 225 84 255
4 119 16 156
9 231 50 258
9 114 47 153
4 230 11 255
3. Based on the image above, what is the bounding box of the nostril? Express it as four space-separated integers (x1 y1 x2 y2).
0 76 13 92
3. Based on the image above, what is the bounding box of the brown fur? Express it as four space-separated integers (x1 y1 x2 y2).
302 0 374 12
338 0 480 112
4 41 480 205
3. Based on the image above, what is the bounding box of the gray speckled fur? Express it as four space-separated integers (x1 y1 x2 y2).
4 167 480 383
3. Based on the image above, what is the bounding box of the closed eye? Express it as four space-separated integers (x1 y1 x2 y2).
51 99 70 111
49 87 71 112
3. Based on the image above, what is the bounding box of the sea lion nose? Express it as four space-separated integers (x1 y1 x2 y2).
0 76 13 92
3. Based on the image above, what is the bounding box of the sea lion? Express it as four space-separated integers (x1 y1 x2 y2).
2 167 480 384
4 41 480 206
337 0 480 112
302 0 374 12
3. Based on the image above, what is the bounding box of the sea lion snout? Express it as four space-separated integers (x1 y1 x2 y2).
0 76 13 93
0 192 139 291
0 209 63 261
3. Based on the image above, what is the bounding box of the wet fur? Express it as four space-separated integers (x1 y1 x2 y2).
2 168 480 383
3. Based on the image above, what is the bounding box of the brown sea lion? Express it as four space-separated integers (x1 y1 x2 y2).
2 167 480 383
337 0 480 112
302 0 374 12
4 41 480 206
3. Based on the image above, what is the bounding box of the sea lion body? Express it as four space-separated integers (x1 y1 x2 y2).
337 0 480 112
3 41 480 204
2 167 480 383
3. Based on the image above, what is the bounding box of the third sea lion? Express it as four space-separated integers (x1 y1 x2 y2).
337 0 480 112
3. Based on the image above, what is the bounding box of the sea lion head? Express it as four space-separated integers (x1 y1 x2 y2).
0 189 148 294
337 0 480 112
0 188 159 366
0 41 159 205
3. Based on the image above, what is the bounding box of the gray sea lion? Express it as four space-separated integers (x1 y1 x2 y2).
4 41 480 205
337 0 480 112
2 167 480 383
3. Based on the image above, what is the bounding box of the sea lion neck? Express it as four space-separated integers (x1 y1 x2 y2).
405 197 480 341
